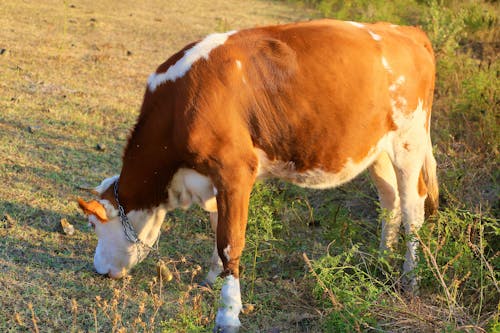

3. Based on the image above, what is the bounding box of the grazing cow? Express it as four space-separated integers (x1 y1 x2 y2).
78 19 438 332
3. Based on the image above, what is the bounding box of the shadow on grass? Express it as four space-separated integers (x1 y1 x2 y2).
0 200 88 233
0 234 93 273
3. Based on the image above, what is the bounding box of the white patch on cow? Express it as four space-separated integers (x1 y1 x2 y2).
392 99 426 131
206 244 223 285
370 152 402 252
92 205 166 278
99 199 118 219
347 21 365 28
167 168 217 212
206 268 221 286
223 245 231 262
94 175 119 195
215 275 242 328
388 98 430 290
389 75 407 114
389 75 406 92
148 31 237 92
368 30 382 41
390 24 399 28
255 133 393 190
205 213 222 285
391 96 408 114
235 60 242 70
381 56 392 74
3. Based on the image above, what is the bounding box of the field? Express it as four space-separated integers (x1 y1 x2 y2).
0 0 498 332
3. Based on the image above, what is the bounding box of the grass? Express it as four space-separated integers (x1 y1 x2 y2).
1 0 498 332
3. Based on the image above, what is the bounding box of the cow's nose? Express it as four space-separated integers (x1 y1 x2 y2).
107 268 126 279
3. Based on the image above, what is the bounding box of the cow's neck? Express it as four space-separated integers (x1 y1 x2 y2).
117 98 179 212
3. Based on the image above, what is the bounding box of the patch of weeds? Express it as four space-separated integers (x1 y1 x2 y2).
244 182 287 299
294 0 424 25
306 245 393 332
418 209 499 327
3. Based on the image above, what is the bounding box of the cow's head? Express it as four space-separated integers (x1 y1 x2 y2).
78 170 217 278
78 176 166 278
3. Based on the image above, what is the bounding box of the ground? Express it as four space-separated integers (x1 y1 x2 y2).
1 0 498 332
0 1 320 332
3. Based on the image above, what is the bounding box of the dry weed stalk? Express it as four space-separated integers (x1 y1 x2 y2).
71 298 78 329
14 312 25 327
302 252 343 310
467 223 499 293
415 232 457 315
415 232 483 330
27 302 39 333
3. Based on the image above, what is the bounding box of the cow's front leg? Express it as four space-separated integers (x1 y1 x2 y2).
213 172 254 333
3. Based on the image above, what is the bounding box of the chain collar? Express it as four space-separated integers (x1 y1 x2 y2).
113 180 160 261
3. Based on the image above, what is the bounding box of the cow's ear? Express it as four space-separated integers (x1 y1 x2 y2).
77 198 109 223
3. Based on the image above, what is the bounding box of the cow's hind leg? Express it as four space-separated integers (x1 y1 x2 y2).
369 151 402 253
391 117 429 292
395 164 426 292
204 212 223 287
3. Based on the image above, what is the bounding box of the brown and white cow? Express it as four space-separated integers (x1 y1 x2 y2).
78 19 438 332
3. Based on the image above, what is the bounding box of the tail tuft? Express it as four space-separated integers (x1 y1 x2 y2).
423 146 439 218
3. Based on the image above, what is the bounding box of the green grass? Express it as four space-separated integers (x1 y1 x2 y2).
1 0 499 332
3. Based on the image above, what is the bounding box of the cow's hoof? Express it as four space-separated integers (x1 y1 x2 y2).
199 279 213 289
402 276 420 296
213 325 239 333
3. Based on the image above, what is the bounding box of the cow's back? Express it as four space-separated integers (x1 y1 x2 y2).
184 20 435 181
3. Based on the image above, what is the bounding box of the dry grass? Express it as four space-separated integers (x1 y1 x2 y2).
0 1 316 331
1 1 498 332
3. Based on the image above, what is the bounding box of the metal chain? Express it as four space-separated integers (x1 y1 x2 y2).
113 180 161 262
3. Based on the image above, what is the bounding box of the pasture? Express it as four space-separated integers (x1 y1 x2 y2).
0 0 498 332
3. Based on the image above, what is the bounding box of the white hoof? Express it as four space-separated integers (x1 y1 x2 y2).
213 325 239 333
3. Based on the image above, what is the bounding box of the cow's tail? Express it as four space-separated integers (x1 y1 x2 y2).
423 139 439 218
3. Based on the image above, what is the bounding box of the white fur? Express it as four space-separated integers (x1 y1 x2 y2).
369 152 402 252
389 99 429 287
215 275 242 327
223 245 231 262
235 60 242 70
391 96 408 115
392 99 426 131
94 175 119 195
167 168 217 212
381 56 392 74
254 133 392 190
368 30 382 41
91 204 166 278
389 75 406 92
206 247 223 285
347 21 365 28
99 199 118 219
148 31 237 92
206 212 223 285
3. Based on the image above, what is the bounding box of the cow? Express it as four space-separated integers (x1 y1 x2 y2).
78 19 438 332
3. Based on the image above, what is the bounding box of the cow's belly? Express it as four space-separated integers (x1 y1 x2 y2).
255 135 391 189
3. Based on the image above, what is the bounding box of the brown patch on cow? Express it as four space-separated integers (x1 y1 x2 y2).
418 171 427 197
403 142 410 151
386 111 398 131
